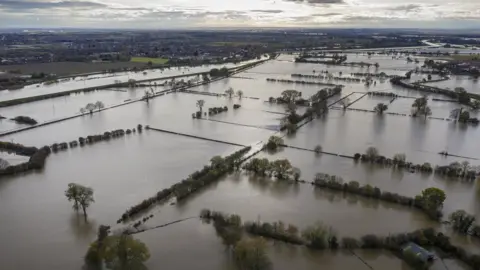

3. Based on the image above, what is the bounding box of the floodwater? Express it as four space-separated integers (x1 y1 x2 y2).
0 57 263 102
138 218 414 270
0 52 479 270
425 75 480 93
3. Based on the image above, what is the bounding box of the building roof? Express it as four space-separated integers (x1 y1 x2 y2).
402 242 435 262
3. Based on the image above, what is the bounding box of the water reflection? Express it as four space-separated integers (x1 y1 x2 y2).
372 114 386 137
69 213 96 243
247 175 299 198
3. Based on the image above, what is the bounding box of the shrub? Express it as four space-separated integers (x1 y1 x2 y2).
266 136 284 150
11 116 37 125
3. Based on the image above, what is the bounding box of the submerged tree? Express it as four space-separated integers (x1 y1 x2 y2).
393 153 406 164
237 90 244 99
86 103 97 114
449 210 475 234
266 136 284 151
225 87 235 98
233 238 271 270
95 101 105 112
420 106 432 119
411 96 431 119
85 233 150 270
302 222 336 249
196 99 205 113
65 183 95 219
365 146 379 160
281 90 301 104
420 187 446 213
271 159 293 180
374 103 388 114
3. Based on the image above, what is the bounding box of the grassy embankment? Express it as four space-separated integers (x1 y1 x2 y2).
130 57 169 64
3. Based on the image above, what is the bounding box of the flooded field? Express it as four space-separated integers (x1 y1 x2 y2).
138 219 414 270
0 58 263 102
0 53 479 270
425 75 480 93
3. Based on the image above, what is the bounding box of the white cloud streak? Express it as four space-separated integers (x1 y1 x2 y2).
0 0 479 28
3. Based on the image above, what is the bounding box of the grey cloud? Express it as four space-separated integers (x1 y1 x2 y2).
342 15 384 22
284 0 344 4
0 0 107 11
388 4 422 12
312 12 342 17
141 10 187 18
249 10 284 14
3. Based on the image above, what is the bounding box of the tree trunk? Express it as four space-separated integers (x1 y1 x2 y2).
82 205 87 220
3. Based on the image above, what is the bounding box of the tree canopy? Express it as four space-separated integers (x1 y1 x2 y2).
449 210 475 234
374 103 388 114
365 147 379 159
420 187 446 212
233 238 271 270
196 100 205 111
225 87 235 98
65 183 95 218
281 90 301 103
266 136 284 151
85 234 150 270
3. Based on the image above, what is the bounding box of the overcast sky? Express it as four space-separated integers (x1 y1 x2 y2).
0 0 479 28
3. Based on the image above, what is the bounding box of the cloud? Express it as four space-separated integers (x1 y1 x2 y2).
387 4 422 12
284 0 344 4
250 10 284 14
0 0 107 11
312 12 342 17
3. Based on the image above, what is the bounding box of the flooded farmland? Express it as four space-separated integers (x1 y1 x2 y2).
0 53 479 270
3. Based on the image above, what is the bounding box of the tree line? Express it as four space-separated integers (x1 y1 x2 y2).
354 146 478 180
200 209 480 270
0 141 50 176
49 125 143 153
313 173 445 220
117 146 252 223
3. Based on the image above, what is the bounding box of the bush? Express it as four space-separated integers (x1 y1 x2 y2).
11 116 37 125
266 136 284 151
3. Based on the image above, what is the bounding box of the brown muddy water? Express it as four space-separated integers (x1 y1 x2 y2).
0 53 479 270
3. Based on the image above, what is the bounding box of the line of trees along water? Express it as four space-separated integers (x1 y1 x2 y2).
0 141 50 175
265 77 338 87
243 155 480 237
200 209 480 270
48 125 143 153
391 73 480 109
353 147 478 180
117 146 252 223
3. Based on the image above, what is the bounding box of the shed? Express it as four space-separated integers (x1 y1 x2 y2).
402 242 435 262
